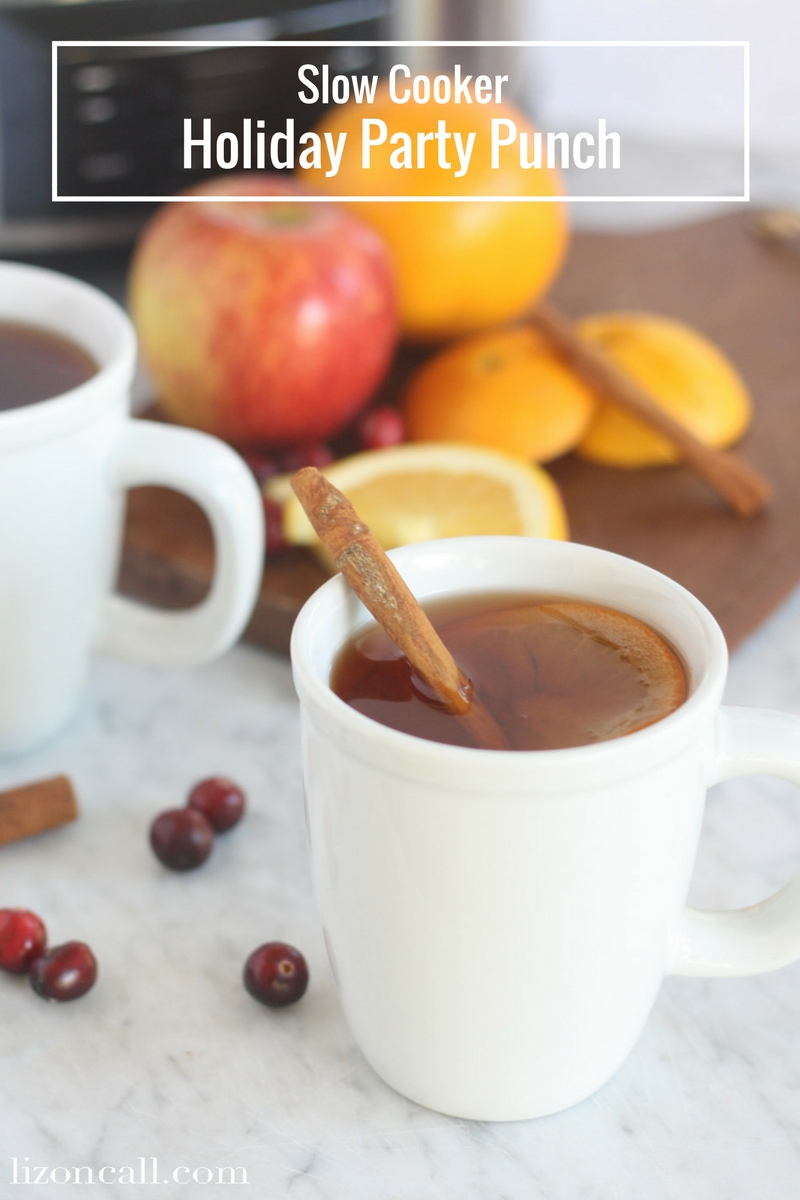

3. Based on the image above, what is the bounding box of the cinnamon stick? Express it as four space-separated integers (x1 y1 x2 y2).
291 467 512 751
530 302 773 518
0 775 79 847
753 209 800 243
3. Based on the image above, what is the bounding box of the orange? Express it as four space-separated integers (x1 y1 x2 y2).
575 313 752 466
306 83 569 339
403 327 597 462
273 442 569 549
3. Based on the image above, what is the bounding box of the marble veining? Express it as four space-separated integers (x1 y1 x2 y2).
3 586 800 1198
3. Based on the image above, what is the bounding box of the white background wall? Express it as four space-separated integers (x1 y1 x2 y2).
398 0 798 221
486 0 800 224
529 0 800 155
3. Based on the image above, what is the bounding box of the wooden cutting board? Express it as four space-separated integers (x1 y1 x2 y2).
119 211 800 655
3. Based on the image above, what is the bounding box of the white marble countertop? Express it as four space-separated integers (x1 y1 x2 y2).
2 580 800 1199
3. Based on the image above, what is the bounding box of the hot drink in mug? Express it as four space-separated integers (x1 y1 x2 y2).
292 536 800 1120
0 261 264 753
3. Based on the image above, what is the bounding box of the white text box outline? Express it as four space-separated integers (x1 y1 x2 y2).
51 40 750 203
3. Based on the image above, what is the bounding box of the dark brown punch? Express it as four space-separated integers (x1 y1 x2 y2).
332 592 687 751
0 321 97 412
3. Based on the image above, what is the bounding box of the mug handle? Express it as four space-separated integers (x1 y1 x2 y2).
669 706 800 977
97 420 264 666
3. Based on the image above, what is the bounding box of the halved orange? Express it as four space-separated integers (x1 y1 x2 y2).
575 313 752 466
272 443 569 550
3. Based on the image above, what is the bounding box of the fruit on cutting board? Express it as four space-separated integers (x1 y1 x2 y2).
575 313 752 466
403 326 597 462
355 405 407 450
306 84 568 340
128 175 398 446
272 442 569 550
402 312 751 472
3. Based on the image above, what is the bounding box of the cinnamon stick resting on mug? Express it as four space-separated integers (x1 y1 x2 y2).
0 776 79 846
290 466 512 750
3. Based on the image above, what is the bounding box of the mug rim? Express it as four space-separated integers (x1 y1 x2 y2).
291 536 728 788
0 260 136 449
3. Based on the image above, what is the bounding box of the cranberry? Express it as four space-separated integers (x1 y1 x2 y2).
244 942 308 1007
241 450 279 484
187 776 246 833
356 406 406 450
150 808 214 871
278 442 335 473
263 496 288 555
0 908 47 975
30 941 97 1001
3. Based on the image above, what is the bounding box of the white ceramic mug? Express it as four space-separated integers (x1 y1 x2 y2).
0 261 264 753
292 536 800 1121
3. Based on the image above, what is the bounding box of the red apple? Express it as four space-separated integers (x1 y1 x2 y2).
128 176 398 446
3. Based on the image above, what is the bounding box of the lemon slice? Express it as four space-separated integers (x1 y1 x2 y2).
271 443 568 550
531 602 687 739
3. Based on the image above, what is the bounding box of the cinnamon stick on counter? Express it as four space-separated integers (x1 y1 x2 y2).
291 467 512 751
0 776 79 847
530 302 773 518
